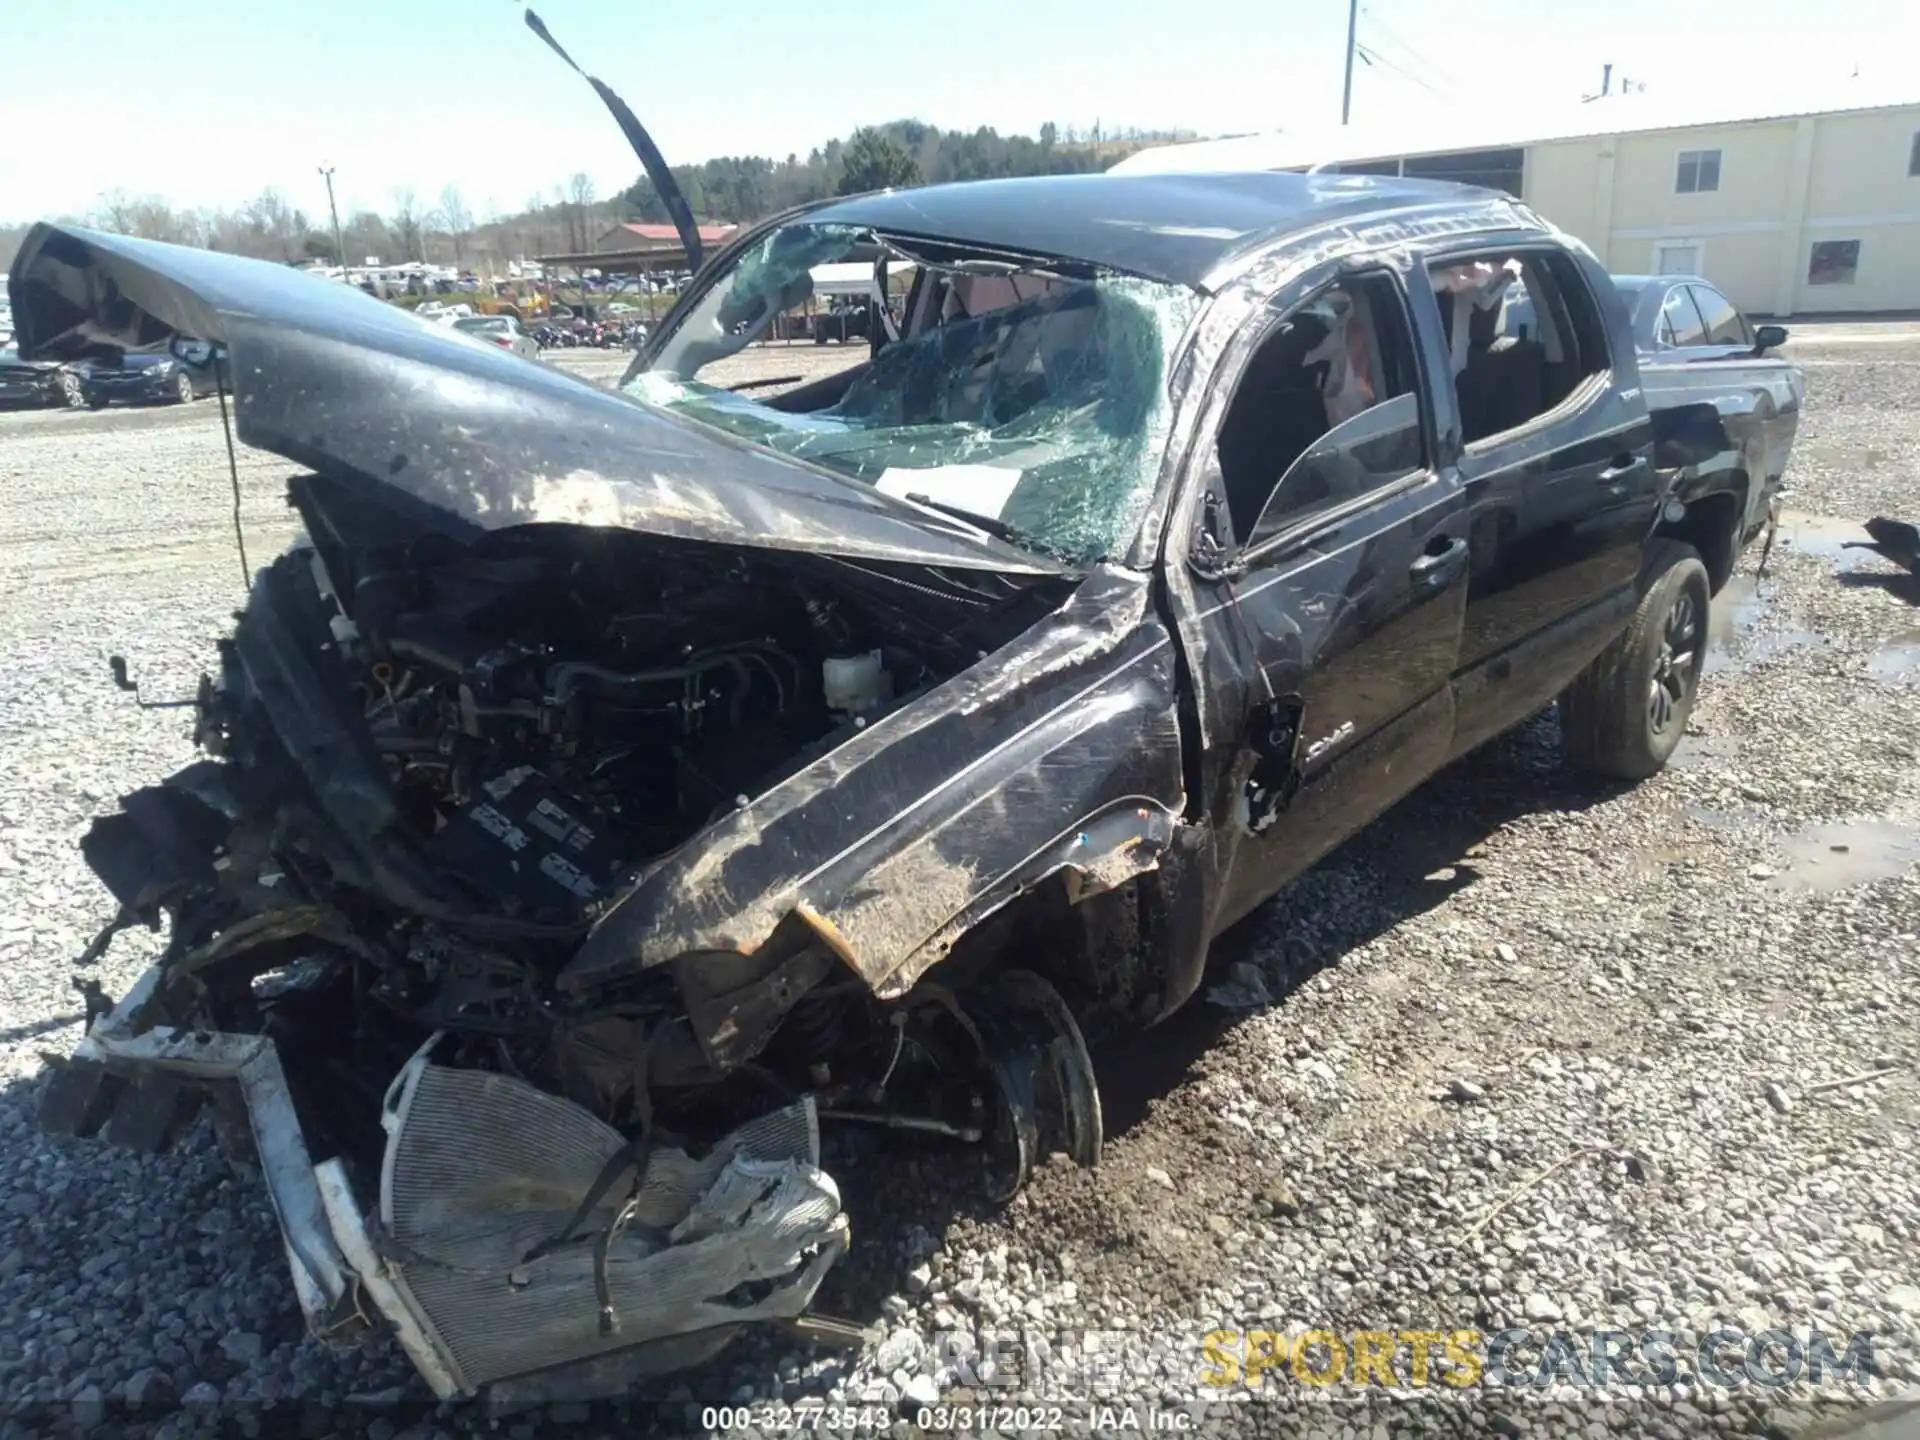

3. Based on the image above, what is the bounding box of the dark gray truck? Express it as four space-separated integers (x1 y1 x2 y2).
12 167 1799 1401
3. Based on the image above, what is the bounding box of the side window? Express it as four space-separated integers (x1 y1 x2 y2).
1660 287 1708 347
1688 285 1749 346
1213 272 1424 546
1428 249 1610 446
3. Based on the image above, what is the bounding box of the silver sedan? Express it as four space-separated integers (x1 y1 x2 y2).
451 314 541 361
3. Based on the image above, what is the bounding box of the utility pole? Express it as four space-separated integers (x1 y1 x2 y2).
317 166 346 275
1341 0 1360 124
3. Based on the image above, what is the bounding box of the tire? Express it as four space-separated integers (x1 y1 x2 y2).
174 371 195 404
1558 538 1711 781
59 372 86 410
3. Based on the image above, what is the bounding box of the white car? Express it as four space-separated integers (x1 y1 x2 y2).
452 314 540 360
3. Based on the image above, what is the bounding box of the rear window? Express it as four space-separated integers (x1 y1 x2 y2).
1688 285 1750 347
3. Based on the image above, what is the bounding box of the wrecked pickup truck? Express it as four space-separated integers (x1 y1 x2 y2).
11 168 1798 1401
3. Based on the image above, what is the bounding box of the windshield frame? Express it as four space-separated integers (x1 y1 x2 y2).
625 205 1206 570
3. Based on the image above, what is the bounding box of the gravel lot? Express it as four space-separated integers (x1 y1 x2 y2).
1 334 1917 1438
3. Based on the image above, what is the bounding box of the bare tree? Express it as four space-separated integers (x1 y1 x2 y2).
438 183 473 264
243 188 301 261
343 211 394 266
566 172 597 252
390 187 424 262
93 190 198 245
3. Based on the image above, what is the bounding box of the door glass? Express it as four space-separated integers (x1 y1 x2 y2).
1245 393 1424 547
1428 248 1611 445
1214 271 1422 543
1688 286 1749 347
1660 287 1708 347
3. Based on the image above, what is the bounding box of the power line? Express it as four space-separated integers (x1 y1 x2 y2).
1354 41 1451 98
1361 6 1463 92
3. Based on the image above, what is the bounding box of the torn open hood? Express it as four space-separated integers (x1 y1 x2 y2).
7 223 1067 576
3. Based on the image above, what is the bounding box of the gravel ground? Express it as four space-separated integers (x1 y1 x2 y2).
1 339 1917 1438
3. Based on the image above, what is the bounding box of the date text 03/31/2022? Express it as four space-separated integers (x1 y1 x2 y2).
702 1405 1194 1431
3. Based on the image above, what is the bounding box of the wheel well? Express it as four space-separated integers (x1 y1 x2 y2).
933 874 1161 1041
1658 486 1744 593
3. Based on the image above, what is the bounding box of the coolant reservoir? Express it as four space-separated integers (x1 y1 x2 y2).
823 650 892 716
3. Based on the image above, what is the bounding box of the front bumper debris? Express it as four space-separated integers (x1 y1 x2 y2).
44 965 849 1399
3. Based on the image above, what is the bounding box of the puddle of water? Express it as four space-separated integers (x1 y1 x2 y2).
1769 819 1920 893
1774 512 1877 572
1703 576 1825 676
1869 630 1920 685
1705 578 1765 676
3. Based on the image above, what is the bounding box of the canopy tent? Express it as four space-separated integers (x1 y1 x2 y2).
809 261 917 299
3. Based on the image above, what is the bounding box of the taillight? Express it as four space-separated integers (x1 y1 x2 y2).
492 335 512 348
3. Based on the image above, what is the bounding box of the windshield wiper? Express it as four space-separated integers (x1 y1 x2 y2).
902 494 1033 547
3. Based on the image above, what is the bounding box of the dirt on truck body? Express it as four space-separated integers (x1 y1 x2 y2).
10 132 1800 1399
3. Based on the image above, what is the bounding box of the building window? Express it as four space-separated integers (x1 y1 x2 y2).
1808 239 1861 286
1402 147 1526 197
1675 149 1721 194
1330 158 1403 177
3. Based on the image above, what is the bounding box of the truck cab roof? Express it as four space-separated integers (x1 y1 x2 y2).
807 170 1548 292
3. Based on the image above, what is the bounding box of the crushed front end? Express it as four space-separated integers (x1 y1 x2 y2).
39 473 1095 1399
15 214 1195 1401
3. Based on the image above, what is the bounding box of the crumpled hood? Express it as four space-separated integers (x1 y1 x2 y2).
7 223 1066 576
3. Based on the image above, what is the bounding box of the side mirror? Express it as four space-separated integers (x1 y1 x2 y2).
1752 323 1788 355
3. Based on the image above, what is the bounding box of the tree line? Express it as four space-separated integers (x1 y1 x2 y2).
0 118 1197 274
624 119 1196 224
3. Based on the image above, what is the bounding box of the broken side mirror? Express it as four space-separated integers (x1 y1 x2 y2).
1188 488 1241 580
1752 323 1788 355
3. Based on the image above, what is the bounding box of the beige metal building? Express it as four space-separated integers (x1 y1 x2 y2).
1112 90 1920 316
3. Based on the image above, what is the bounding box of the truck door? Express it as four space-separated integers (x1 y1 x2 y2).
1170 265 1470 935
1418 245 1661 757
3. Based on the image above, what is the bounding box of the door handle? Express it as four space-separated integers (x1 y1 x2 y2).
1598 455 1648 484
1410 536 1468 588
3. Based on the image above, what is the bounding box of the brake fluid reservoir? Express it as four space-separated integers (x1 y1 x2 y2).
823 650 892 716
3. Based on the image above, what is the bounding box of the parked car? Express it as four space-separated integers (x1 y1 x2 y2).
14 170 1800 1401
812 298 872 344
0 343 71 406
1609 273 1786 358
64 342 226 408
451 313 539 359
1605 274 1801 584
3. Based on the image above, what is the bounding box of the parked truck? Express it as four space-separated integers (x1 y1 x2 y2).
11 162 1799 1401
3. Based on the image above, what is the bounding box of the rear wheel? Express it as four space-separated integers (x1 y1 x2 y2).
1559 539 1710 781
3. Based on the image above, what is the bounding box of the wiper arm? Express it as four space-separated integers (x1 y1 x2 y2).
902 494 1031 546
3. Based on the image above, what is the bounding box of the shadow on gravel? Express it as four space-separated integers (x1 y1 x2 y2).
1094 708 1626 1144
1836 569 1920 606
0 1011 82 1045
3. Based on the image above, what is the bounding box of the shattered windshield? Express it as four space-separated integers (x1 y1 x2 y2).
627 222 1199 566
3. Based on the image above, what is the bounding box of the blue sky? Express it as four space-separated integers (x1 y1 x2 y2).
0 0 1907 224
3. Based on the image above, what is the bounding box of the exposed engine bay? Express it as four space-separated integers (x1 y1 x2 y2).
49 473 1104 1398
